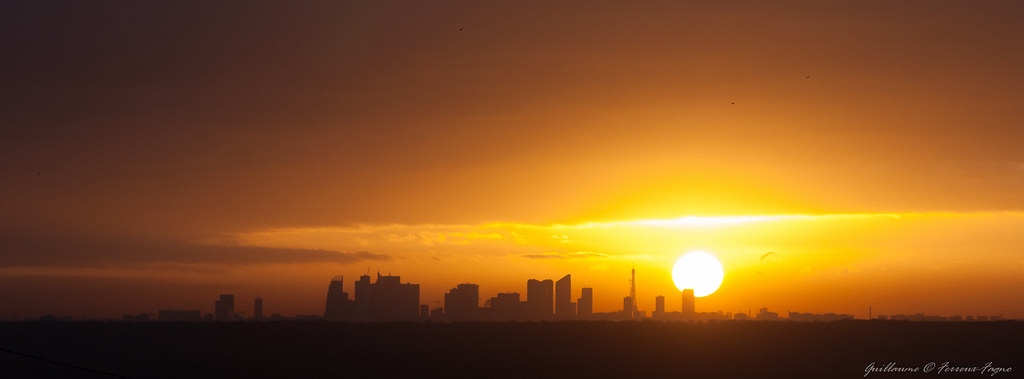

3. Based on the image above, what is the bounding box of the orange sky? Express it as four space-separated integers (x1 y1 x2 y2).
1 1 1023 319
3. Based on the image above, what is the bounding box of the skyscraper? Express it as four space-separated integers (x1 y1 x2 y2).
682 289 695 316
254 296 263 319
577 287 593 316
555 274 574 318
526 278 554 320
488 292 526 321
214 294 234 321
363 273 420 321
444 283 479 321
655 295 665 314
623 296 634 318
628 266 638 319
353 274 372 318
324 275 351 321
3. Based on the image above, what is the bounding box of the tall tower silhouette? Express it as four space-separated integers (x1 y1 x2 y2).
629 266 638 319
254 296 263 319
324 276 349 321
682 289 695 316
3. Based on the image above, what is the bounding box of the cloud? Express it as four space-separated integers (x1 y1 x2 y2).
497 213 906 230
551 234 572 243
233 213 921 256
0 233 389 268
521 252 609 260
16 211 1020 270
0 274 235 317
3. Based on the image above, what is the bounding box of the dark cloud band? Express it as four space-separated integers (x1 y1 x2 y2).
0 234 387 268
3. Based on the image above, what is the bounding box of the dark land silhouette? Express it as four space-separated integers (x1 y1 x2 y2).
1 320 1019 378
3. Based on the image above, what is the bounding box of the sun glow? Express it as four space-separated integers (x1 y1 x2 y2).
671 251 725 297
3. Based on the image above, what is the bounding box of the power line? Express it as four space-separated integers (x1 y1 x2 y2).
0 346 132 379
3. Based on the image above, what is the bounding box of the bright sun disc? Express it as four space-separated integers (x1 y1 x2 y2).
671 251 724 297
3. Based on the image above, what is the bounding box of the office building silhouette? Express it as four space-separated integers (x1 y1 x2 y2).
354 273 420 321
682 289 695 316
215 294 234 321
756 307 779 320
487 292 527 321
577 287 593 316
324 276 352 321
444 283 479 321
555 274 574 318
527 279 554 320
429 306 444 320
254 296 264 319
623 296 633 317
655 295 665 315
354 274 371 317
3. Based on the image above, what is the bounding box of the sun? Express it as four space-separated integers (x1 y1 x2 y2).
671 251 724 297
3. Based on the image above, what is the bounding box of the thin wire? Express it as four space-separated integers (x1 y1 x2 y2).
0 346 132 379
2 360 93 378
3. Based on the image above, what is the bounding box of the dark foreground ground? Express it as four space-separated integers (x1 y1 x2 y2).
1 320 1020 378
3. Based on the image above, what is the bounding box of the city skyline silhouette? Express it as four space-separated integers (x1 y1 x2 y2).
93 267 1013 324
2 1 1023 377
